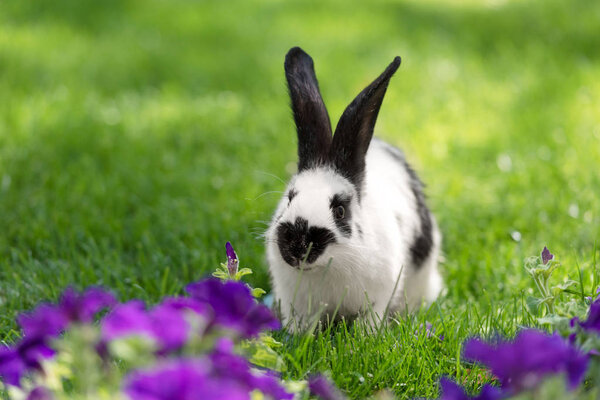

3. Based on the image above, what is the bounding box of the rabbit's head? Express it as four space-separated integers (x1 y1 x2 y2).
269 47 400 269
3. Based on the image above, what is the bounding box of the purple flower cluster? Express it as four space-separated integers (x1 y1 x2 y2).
100 279 279 354
0 249 282 400
101 298 204 354
124 338 292 400
579 296 600 334
437 329 590 400
462 330 588 396
186 279 280 338
0 287 116 386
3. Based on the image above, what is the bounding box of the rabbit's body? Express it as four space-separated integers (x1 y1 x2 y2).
266 48 442 329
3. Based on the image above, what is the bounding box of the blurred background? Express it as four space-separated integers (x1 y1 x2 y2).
0 0 598 340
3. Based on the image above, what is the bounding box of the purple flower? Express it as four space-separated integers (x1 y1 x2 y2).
148 303 193 353
186 279 280 338
124 359 248 400
27 387 54 400
17 304 69 339
580 298 600 334
226 242 239 276
160 297 208 315
101 301 154 341
124 349 293 400
101 299 204 354
438 378 503 400
208 338 292 400
17 287 116 339
541 246 554 265
0 347 26 387
0 336 53 387
59 287 117 323
463 329 588 394
308 374 345 400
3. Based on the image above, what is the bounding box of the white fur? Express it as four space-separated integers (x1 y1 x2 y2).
266 138 442 330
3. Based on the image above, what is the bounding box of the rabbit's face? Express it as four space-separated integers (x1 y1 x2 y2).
273 168 357 269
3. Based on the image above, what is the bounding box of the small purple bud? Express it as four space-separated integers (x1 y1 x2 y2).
225 242 239 276
541 246 554 265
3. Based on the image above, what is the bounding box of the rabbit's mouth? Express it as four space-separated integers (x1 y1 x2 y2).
276 217 336 269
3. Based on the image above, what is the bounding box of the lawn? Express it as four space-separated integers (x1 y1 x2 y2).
0 0 599 398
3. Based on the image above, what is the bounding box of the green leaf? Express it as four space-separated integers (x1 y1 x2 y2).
235 268 254 280
212 269 230 280
553 280 578 291
526 296 545 315
537 314 570 328
240 335 286 372
251 287 266 298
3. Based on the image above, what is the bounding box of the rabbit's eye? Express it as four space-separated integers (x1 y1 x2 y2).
334 205 345 220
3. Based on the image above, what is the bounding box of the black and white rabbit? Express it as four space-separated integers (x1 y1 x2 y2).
266 47 442 330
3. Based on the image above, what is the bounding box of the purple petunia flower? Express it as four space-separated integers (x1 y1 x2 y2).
186 279 280 338
17 287 116 339
209 338 293 399
463 329 588 394
59 287 117 323
0 347 26 387
580 298 600 334
101 298 206 354
101 301 154 341
160 296 208 315
26 386 54 400
124 348 293 400
308 374 346 400
0 335 54 387
226 242 239 276
17 304 68 340
438 377 503 400
2 288 110 388
124 359 248 400
541 246 554 265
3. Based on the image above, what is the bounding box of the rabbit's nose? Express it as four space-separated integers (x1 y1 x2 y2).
289 241 309 262
276 217 310 268
276 216 334 268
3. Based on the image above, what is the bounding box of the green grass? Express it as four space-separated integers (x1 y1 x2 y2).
1 0 599 397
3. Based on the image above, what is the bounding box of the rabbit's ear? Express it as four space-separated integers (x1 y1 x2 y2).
285 47 333 171
330 56 401 190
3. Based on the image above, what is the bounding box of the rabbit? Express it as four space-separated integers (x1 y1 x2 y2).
265 47 442 331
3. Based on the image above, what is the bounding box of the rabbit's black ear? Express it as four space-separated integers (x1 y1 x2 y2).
330 56 401 190
285 47 333 171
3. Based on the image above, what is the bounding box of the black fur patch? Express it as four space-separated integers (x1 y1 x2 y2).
287 188 297 203
384 146 433 267
330 193 352 237
329 57 401 195
276 217 336 267
284 48 333 171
